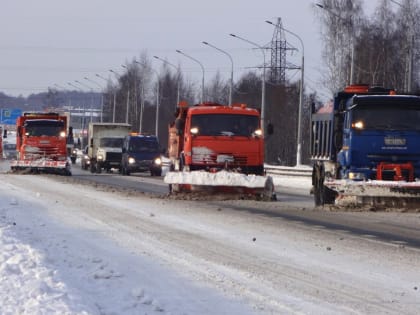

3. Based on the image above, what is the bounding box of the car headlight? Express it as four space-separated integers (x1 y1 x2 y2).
72 149 77 154
97 155 104 161
253 129 263 137
83 154 89 159
128 157 136 164
154 157 162 166
348 172 366 181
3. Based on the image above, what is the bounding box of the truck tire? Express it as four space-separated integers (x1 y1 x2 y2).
313 163 336 206
151 169 161 177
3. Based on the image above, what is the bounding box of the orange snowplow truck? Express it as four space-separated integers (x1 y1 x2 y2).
164 102 274 199
11 112 71 175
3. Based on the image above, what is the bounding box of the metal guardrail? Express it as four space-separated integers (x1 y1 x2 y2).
265 165 312 177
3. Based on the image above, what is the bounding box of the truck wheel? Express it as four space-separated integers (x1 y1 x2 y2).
313 164 336 206
151 169 162 177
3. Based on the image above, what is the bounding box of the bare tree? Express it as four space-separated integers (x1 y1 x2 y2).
206 71 229 104
316 0 364 93
317 0 420 93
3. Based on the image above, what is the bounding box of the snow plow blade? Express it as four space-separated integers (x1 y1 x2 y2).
10 159 72 176
325 180 420 209
164 170 275 201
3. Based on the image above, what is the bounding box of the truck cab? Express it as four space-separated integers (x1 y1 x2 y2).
168 102 264 175
87 122 131 174
121 134 162 176
311 84 420 206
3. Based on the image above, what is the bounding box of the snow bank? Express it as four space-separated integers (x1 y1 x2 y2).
164 170 270 188
0 222 91 315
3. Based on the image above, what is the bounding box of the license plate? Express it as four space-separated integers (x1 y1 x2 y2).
384 137 406 146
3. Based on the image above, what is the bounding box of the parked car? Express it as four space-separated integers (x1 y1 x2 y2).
81 146 91 170
121 134 162 176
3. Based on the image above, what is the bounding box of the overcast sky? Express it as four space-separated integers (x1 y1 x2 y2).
0 0 379 100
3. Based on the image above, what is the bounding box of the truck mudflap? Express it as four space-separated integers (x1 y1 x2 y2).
164 170 275 201
10 159 72 175
325 179 420 209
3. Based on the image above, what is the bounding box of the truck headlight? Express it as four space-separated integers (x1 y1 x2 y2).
128 157 136 164
60 131 66 138
97 155 104 161
348 172 366 181
154 157 162 166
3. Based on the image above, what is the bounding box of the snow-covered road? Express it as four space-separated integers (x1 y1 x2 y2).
1 171 420 314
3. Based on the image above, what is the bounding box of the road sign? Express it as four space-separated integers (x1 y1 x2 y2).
1 108 22 125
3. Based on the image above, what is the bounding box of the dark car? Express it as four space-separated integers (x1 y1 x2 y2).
121 135 162 176
81 145 91 170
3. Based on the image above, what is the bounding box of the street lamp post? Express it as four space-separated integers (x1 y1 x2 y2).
85 77 104 123
109 69 121 123
229 33 266 136
151 69 160 138
266 20 305 166
202 41 234 106
68 82 86 148
135 60 160 137
121 65 131 124
75 80 94 124
316 3 355 85
133 61 146 133
176 49 205 103
96 73 111 123
153 55 180 106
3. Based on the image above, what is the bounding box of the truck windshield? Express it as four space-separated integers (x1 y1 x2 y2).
129 138 159 153
25 120 64 136
99 137 124 147
352 103 420 131
191 114 259 136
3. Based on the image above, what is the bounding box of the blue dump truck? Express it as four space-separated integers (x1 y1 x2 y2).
311 84 420 208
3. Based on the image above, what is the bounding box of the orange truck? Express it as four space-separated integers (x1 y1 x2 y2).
10 112 72 175
164 102 274 199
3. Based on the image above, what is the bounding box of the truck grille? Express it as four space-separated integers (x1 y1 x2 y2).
107 152 122 162
203 153 248 166
24 146 60 160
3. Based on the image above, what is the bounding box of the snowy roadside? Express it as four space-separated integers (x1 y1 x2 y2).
0 174 258 315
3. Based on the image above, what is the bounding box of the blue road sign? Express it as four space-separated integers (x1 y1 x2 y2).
1 108 22 125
